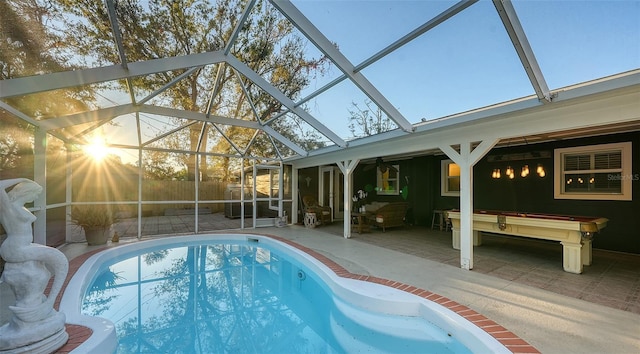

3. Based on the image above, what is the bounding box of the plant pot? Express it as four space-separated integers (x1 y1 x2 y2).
84 226 112 245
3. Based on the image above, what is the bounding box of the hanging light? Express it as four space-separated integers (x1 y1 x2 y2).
505 166 514 179
488 146 549 180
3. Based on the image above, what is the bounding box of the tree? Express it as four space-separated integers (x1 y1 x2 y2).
57 0 330 180
141 150 187 181
0 116 33 179
1 0 66 80
1 0 93 179
347 99 397 139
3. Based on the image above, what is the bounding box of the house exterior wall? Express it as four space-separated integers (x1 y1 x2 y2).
297 131 638 255
430 131 639 255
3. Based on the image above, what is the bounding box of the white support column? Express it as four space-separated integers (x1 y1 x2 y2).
33 128 47 245
336 159 359 239
278 161 284 219
137 147 143 239
240 157 246 229
252 161 257 229
440 139 498 270
194 154 200 233
292 166 299 225
345 172 352 238
441 144 474 270
65 144 73 243
459 151 473 270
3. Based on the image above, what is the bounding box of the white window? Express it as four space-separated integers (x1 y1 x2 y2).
269 169 280 209
554 142 633 201
441 159 460 197
376 165 400 195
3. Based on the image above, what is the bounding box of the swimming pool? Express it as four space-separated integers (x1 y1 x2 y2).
60 234 510 353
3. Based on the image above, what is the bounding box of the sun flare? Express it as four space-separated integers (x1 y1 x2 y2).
84 136 110 162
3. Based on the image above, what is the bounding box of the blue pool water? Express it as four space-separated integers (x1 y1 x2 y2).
71 235 507 353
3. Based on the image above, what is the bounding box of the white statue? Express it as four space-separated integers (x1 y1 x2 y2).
0 178 69 353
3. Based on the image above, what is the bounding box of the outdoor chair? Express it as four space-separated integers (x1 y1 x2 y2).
302 195 332 225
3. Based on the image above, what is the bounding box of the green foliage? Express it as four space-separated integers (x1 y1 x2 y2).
55 0 330 180
1 1 95 178
0 116 33 177
70 206 117 228
3 0 333 181
0 0 68 78
141 150 188 180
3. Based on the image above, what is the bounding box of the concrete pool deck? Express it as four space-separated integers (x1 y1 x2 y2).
267 226 640 354
2 224 639 353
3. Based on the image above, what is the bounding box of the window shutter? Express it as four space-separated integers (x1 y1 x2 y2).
564 154 590 171
594 152 621 169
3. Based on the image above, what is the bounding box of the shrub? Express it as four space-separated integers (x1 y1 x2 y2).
70 206 117 229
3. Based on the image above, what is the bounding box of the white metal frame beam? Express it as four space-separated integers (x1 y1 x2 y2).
139 105 308 156
141 120 198 148
40 101 308 156
0 51 227 99
138 104 265 129
294 0 477 111
139 66 202 105
43 104 137 130
226 54 345 148
270 0 414 134
493 0 551 103
224 0 257 55
355 0 478 72
232 69 264 124
104 0 136 103
0 100 49 128
212 122 245 156
105 0 128 69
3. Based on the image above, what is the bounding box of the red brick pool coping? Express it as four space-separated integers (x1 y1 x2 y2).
52 234 539 353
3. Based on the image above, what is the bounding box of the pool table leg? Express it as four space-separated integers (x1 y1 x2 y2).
452 229 482 250
561 241 584 274
452 229 460 249
473 231 482 246
582 239 592 266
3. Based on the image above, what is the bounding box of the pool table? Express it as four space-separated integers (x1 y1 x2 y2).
446 210 608 274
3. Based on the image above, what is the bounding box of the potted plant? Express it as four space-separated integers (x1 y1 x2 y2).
352 189 368 213
70 206 117 245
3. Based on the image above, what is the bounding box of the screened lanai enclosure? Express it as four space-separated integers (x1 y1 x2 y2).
1 0 639 268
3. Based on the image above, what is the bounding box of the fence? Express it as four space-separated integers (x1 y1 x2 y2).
72 179 230 216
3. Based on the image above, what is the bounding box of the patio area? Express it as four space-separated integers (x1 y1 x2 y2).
321 222 640 316
94 213 640 315
1 2 638 352
3 214 639 353
60 212 640 316
281 224 640 353
3 214 635 353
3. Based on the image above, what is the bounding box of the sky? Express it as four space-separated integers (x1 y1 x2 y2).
289 0 640 139
75 0 640 163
